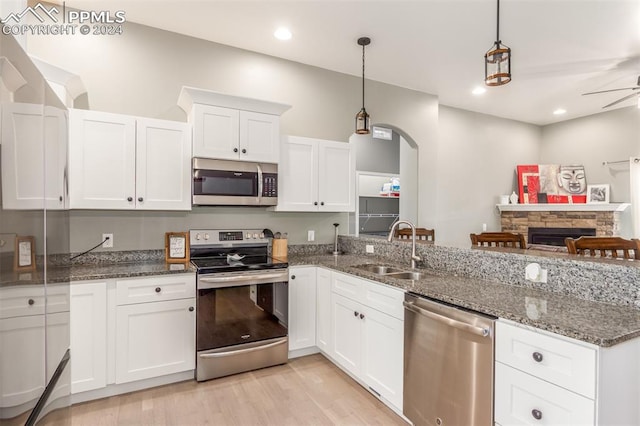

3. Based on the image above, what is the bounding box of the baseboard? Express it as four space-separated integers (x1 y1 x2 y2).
71 370 194 404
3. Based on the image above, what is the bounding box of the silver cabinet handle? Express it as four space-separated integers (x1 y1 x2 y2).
199 338 287 359
198 270 289 289
403 301 491 337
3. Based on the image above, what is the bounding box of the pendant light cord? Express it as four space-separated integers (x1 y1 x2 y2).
496 0 500 43
361 43 366 109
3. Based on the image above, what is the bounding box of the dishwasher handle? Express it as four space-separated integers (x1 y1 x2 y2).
403 301 491 338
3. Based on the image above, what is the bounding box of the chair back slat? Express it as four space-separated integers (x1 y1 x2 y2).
394 228 435 242
470 232 526 249
565 237 640 260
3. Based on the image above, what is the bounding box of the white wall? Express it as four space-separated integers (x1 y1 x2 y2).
540 106 640 203
436 106 542 247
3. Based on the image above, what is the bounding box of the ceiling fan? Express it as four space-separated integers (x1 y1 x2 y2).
582 75 640 109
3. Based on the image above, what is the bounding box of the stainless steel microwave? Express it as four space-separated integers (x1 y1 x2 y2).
192 158 278 206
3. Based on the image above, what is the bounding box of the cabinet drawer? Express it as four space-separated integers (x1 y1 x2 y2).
495 362 595 426
116 274 195 305
331 271 364 301
496 321 596 399
0 286 45 318
363 281 404 320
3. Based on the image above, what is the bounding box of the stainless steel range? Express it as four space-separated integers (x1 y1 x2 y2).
191 229 289 381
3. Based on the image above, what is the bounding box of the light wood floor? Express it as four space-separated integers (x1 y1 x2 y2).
40 354 407 426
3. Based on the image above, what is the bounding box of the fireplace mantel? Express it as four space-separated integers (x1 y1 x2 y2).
497 203 630 213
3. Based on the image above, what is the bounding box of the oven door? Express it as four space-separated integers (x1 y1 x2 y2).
196 269 288 381
192 158 260 205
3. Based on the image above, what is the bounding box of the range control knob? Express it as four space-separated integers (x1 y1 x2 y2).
260 232 265 238
204 234 210 240
196 233 201 240
253 233 259 239
246 233 252 239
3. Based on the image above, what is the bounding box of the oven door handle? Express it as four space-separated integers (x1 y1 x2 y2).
199 338 288 359
198 270 289 289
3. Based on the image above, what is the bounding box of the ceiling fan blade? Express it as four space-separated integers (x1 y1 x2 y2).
582 86 638 95
602 92 639 108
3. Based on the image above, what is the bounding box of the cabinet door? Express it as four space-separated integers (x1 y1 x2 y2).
192 105 239 160
318 140 355 212
362 306 404 409
1 103 44 210
316 268 332 353
0 315 45 408
68 109 136 209
288 267 316 351
331 293 362 377
70 281 107 394
136 118 191 210
44 106 68 210
239 111 279 163
277 135 318 211
115 298 195 384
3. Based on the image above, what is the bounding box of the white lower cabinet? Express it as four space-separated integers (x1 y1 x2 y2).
115 298 195 384
495 319 640 426
329 271 404 411
288 267 317 352
70 274 196 399
70 281 107 393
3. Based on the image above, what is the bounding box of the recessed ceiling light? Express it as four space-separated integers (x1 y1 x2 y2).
472 87 487 95
274 27 292 41
553 108 567 115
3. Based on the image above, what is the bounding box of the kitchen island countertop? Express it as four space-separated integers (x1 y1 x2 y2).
288 253 640 347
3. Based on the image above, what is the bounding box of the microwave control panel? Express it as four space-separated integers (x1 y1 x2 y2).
262 174 278 197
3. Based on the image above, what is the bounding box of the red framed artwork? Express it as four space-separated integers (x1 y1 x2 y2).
516 164 587 204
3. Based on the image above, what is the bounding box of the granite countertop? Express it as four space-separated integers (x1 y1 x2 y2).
1 260 195 287
288 253 640 347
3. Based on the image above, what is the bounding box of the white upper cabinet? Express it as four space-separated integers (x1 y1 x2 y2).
68 109 191 210
277 135 355 212
178 86 290 164
1 103 67 210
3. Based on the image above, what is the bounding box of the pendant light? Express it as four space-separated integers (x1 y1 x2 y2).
355 36 371 134
485 0 511 86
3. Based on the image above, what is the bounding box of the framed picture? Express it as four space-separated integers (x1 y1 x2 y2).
587 184 610 204
165 232 190 264
14 236 36 271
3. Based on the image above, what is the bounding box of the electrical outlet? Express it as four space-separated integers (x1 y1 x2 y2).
366 244 374 254
307 230 315 242
482 223 487 232
102 233 113 248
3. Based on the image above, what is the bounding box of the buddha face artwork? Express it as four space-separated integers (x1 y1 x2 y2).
556 165 587 195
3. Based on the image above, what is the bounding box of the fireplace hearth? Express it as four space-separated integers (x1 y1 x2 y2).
528 227 596 247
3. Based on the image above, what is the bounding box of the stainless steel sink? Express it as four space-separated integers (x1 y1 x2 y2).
354 264 405 275
385 271 423 280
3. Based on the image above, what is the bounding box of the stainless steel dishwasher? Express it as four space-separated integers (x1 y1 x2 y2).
403 293 496 426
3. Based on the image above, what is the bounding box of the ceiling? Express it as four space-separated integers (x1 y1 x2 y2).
56 0 640 125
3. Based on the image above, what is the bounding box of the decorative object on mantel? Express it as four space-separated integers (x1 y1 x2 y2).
509 191 518 204
14 235 35 272
516 164 587 204
355 36 371 135
165 231 190 264
484 0 511 86
587 184 610 204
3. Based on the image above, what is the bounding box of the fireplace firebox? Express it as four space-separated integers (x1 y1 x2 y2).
528 227 596 247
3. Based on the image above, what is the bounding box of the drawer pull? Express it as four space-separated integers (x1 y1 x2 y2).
155 287 162 293
359 313 365 319
28 298 35 306
531 409 543 420
354 311 359 317
532 351 544 362
291 275 296 280
189 306 194 312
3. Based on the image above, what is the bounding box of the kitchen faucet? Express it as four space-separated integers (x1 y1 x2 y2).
387 220 422 269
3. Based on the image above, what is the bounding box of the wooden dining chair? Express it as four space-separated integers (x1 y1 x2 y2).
394 227 435 242
470 232 527 249
564 236 640 260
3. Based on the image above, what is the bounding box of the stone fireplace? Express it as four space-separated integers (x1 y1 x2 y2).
499 204 630 245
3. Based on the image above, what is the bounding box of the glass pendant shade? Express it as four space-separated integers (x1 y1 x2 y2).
485 41 511 86
355 108 370 134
